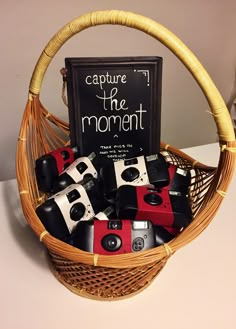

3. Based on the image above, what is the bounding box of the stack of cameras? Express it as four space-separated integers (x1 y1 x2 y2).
35 146 193 255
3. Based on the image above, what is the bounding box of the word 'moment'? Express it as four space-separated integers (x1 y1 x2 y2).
82 104 147 133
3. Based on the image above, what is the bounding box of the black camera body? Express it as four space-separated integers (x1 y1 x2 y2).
36 178 106 239
52 152 100 193
66 219 175 255
35 146 80 193
167 163 191 195
100 153 170 201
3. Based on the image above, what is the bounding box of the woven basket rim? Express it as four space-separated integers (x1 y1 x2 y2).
17 135 236 268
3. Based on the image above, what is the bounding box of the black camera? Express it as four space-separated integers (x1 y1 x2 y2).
100 153 170 201
167 164 191 195
52 152 100 193
35 145 80 193
35 178 107 239
66 219 175 255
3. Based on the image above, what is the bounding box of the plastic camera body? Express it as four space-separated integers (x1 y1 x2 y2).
116 164 192 229
167 163 191 195
35 178 105 239
52 152 100 193
67 219 175 255
35 146 80 193
100 153 170 202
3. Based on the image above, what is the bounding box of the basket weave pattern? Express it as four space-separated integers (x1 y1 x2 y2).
16 11 236 300
50 254 165 300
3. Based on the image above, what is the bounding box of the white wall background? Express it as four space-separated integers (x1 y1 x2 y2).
1 0 236 181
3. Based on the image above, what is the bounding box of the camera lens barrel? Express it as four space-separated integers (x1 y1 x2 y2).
101 234 122 252
70 202 86 221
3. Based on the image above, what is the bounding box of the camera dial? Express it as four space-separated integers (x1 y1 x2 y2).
70 202 86 221
121 167 140 182
132 237 145 251
101 234 122 252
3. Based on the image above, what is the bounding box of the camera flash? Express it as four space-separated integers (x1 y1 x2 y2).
132 221 149 230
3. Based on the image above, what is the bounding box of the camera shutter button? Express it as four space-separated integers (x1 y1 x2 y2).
121 167 140 182
144 193 162 206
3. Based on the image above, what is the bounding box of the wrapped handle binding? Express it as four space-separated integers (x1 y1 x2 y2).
29 10 235 143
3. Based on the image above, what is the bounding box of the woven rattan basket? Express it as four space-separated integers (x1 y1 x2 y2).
16 10 236 301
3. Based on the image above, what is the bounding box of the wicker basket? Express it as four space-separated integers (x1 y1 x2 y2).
16 10 236 301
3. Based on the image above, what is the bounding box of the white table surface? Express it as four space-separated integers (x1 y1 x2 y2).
0 143 235 329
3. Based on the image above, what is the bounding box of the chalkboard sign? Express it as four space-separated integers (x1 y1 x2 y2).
65 56 162 160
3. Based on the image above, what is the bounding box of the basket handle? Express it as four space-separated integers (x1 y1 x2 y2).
29 10 235 143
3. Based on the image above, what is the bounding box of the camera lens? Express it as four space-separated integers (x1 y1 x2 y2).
70 202 86 221
144 193 162 206
101 234 122 252
121 167 140 182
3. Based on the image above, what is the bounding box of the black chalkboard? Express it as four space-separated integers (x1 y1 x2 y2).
65 56 162 160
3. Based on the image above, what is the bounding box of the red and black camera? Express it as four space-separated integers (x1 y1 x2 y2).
116 185 192 229
35 146 80 192
115 163 192 230
66 219 175 255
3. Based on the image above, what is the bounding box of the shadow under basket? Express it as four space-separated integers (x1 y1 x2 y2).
16 10 236 301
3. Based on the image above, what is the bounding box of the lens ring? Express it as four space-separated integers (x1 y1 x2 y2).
144 192 162 206
101 234 122 252
121 167 140 182
70 202 86 221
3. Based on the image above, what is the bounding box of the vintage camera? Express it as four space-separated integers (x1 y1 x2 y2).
52 152 100 193
35 145 80 192
116 184 192 229
100 153 170 201
35 178 106 239
66 219 175 255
